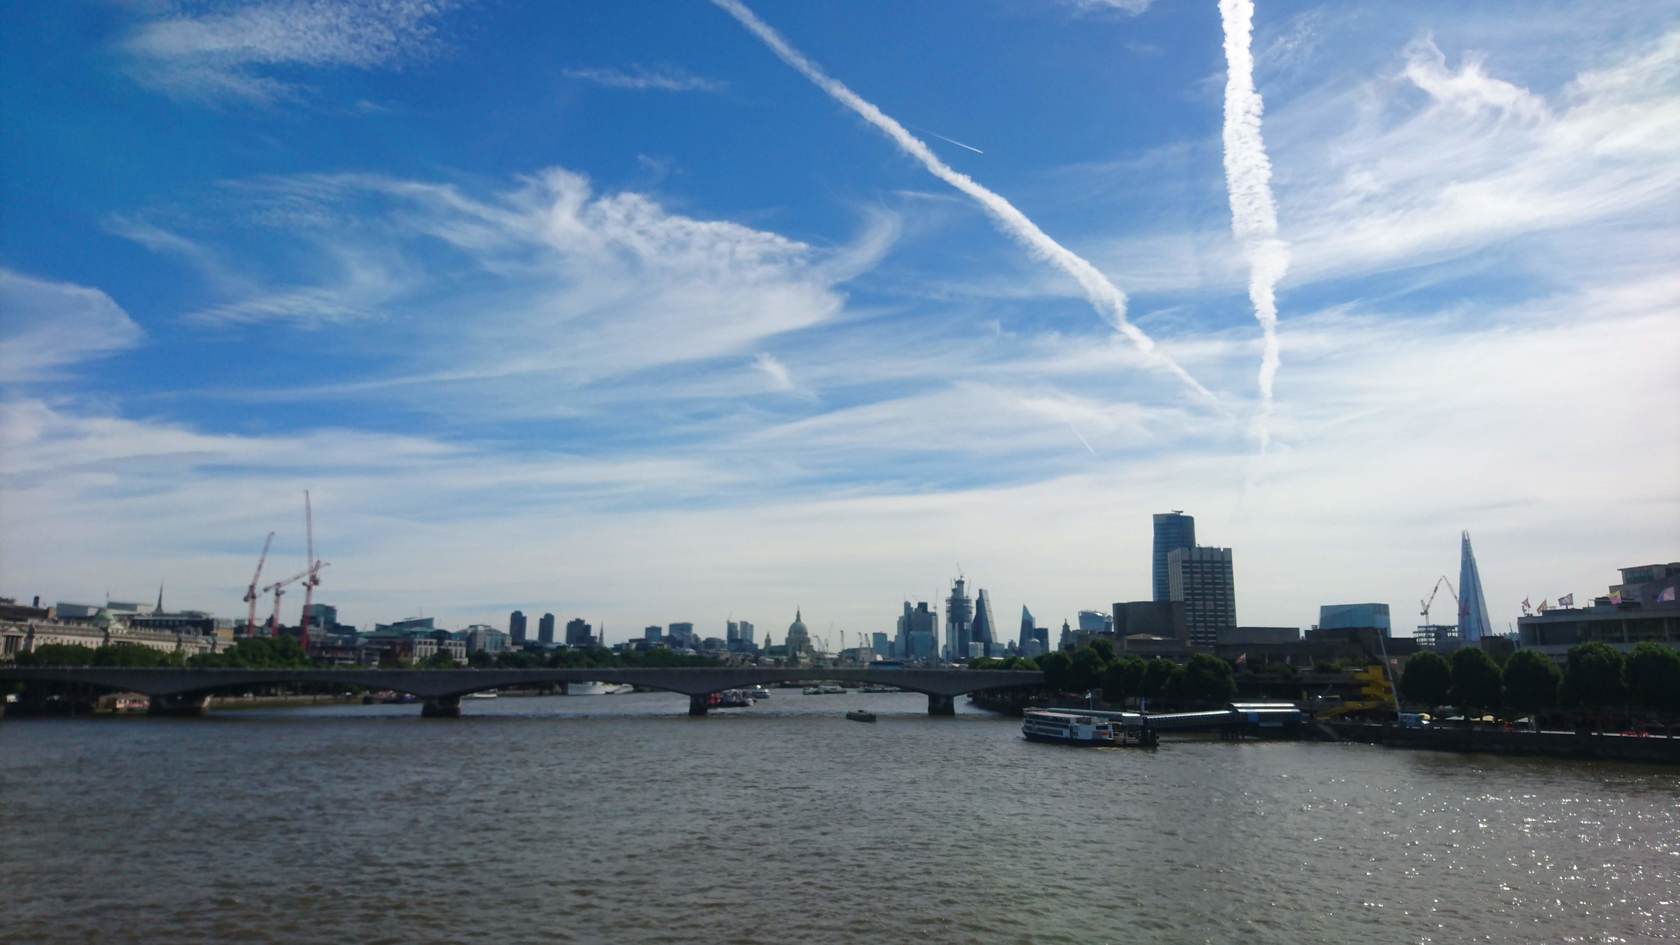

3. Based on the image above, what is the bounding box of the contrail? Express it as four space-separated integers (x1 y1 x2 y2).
1217 0 1289 451
912 125 985 155
1065 419 1098 456
711 0 1219 407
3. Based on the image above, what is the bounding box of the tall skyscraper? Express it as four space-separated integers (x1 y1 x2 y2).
897 601 937 660
666 622 695 648
944 577 972 661
737 620 755 648
509 610 527 646
1458 531 1492 643
565 617 593 647
1168 546 1236 648
726 621 740 645
537 612 556 645
1018 605 1035 649
1153 511 1196 602
970 589 997 658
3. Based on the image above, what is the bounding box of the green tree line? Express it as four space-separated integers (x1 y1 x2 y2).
971 639 1237 708
1400 641 1680 724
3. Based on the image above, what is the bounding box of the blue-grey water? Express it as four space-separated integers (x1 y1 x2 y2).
2 691 1676 944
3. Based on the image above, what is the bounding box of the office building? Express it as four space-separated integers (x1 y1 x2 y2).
666 622 696 649
464 625 510 654
537 612 556 645
1112 600 1187 646
945 577 972 661
643 625 662 645
565 617 593 648
897 601 938 661
1413 624 1459 649
1225 626 1300 645
302 603 337 633
737 620 755 648
971 588 998 658
1168 546 1236 648
1153 511 1196 603
1077 610 1111 633
1318 603 1391 636
1018 606 1036 650
871 632 891 658
509 610 528 646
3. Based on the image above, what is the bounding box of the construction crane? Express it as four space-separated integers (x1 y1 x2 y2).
1420 575 1459 626
296 490 324 651
242 531 275 637
263 562 330 637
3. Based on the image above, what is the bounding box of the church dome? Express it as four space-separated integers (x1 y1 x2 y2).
787 608 807 635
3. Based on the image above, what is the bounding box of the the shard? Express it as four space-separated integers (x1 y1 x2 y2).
1457 531 1492 643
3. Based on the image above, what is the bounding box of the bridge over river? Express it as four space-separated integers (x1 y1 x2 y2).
0 666 1043 717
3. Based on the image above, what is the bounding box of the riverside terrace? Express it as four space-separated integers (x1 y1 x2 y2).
0 666 1043 717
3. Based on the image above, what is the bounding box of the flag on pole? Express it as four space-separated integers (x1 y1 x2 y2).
1610 590 1623 604
1558 593 1574 608
1521 598 1532 616
1660 585 1677 603
1537 599 1550 613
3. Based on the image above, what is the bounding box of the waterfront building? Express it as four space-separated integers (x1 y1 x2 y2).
1457 531 1493 643
945 577 972 661
1317 603 1391 636
1167 546 1236 649
464 624 510 654
509 610 528 646
1112 600 1187 648
643 625 662 645
971 589 998 658
376 616 436 634
537 612 556 645
784 610 812 661
1152 511 1196 603
1517 562 1680 659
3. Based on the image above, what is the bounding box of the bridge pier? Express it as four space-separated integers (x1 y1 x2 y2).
688 695 709 717
927 694 955 716
148 693 211 717
421 696 462 718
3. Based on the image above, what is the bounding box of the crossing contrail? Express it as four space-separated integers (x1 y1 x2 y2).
711 0 1219 407
1217 0 1289 451
912 125 985 155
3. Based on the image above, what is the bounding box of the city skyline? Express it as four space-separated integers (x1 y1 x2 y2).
2 2 1676 640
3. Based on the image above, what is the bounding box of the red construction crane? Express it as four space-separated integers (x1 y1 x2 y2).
263 561 330 638
243 531 275 637
296 490 324 652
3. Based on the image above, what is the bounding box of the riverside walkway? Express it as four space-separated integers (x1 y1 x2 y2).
0 665 1042 717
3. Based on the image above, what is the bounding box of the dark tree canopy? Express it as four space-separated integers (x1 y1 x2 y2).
1101 657 1147 704
1401 652 1451 708
1173 653 1236 707
1069 646 1108 693
1038 650 1074 692
1141 658 1176 701
1563 641 1626 709
1502 649 1561 715
1449 647 1503 714
1625 642 1680 713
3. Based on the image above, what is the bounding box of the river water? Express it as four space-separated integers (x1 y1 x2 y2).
2 691 1675 944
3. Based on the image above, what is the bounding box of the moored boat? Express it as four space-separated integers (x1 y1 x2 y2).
1021 710 1118 746
845 709 877 723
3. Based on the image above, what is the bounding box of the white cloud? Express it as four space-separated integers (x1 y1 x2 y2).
0 270 145 381
562 66 724 93
752 352 796 393
1061 0 1154 17
121 0 459 104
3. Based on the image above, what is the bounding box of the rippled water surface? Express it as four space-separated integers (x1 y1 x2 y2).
3 692 1677 944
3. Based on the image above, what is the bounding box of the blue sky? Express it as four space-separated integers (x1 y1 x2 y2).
3 0 1677 644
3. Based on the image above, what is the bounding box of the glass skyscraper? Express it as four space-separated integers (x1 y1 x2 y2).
1153 511 1196 602
1458 531 1492 643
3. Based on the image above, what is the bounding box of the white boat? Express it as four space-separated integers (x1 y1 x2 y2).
1021 710 1118 746
746 686 771 700
802 684 845 695
467 690 499 699
566 681 614 696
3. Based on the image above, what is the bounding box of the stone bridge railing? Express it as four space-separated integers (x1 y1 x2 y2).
0 666 1043 717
